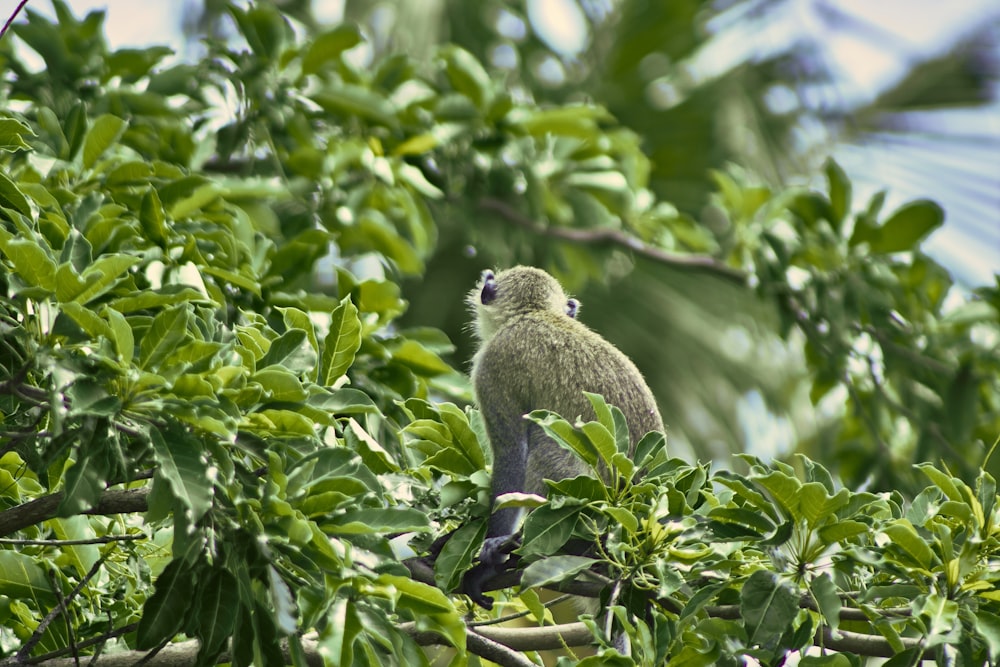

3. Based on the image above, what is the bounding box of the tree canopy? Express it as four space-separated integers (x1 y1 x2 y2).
0 1 998 666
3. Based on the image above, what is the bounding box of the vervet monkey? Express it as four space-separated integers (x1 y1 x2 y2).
463 266 663 608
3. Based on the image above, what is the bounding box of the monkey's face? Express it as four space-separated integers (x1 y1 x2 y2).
468 266 580 342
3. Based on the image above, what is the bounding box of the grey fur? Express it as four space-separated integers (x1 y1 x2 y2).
468 266 664 541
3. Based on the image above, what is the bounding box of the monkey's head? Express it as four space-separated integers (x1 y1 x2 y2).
468 266 580 342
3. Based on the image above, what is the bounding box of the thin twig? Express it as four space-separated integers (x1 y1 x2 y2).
16 555 109 661
0 535 144 546
478 197 747 283
0 0 30 41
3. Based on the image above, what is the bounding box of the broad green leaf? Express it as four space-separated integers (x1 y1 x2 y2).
520 505 580 557
59 301 112 339
326 508 430 535
73 253 140 304
580 421 617 469
434 521 487 592
139 188 168 246
103 307 134 364
312 85 399 129
302 25 362 75
319 296 362 385
882 519 934 569
867 200 944 254
916 463 964 502
268 565 297 634
824 158 851 226
817 520 868 543
546 475 608 502
442 45 491 109
439 402 487 470
58 443 111 516
976 611 1000 662
527 410 599 469
136 558 196 649
140 304 192 370
83 114 127 168
258 328 308 367
810 573 842 633
379 573 456 616
740 570 799 645
799 483 849 528
0 551 56 605
521 555 598 590
253 368 308 402
0 118 34 151
0 236 56 290
194 569 239 664
0 170 32 215
753 469 803 519
389 339 453 376
150 426 213 523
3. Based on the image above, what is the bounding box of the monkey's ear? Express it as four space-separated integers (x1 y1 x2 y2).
480 270 498 305
566 298 580 318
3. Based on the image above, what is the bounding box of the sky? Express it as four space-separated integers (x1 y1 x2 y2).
4 0 998 285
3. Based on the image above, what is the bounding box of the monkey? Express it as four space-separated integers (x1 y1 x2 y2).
461 266 664 609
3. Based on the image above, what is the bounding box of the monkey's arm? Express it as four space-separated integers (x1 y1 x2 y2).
462 350 529 608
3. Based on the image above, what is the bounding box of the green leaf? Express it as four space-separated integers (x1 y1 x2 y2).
150 425 213 523
83 114 127 168
139 188 168 246
326 508 430 535
442 45 491 109
312 85 400 129
268 565 297 634
58 442 111 516
439 402 487 471
319 296 362 385
0 551 57 606
740 570 799 645
73 253 140 304
527 410 599 469
302 25 362 75
380 573 456 616
521 555 598 590
882 519 934 569
258 328 307 367
975 611 1000 662
253 368 308 402
194 569 239 664
0 235 57 291
0 117 35 151
104 307 134 364
520 505 580 557
817 520 868 543
434 521 487 592
809 573 841 633
824 158 851 227
140 304 192 371
859 200 944 254
798 483 850 528
136 558 197 649
0 170 32 215
916 463 964 502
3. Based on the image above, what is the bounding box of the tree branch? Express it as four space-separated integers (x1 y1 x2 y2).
0 488 151 537
477 196 747 284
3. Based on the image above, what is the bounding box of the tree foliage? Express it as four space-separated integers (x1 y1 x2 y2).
0 2 998 666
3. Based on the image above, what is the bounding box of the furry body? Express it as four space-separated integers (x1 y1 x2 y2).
467 266 663 591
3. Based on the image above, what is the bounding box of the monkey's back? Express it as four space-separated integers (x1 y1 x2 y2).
472 310 663 494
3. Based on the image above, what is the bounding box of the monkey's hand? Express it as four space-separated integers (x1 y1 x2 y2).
460 534 521 609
